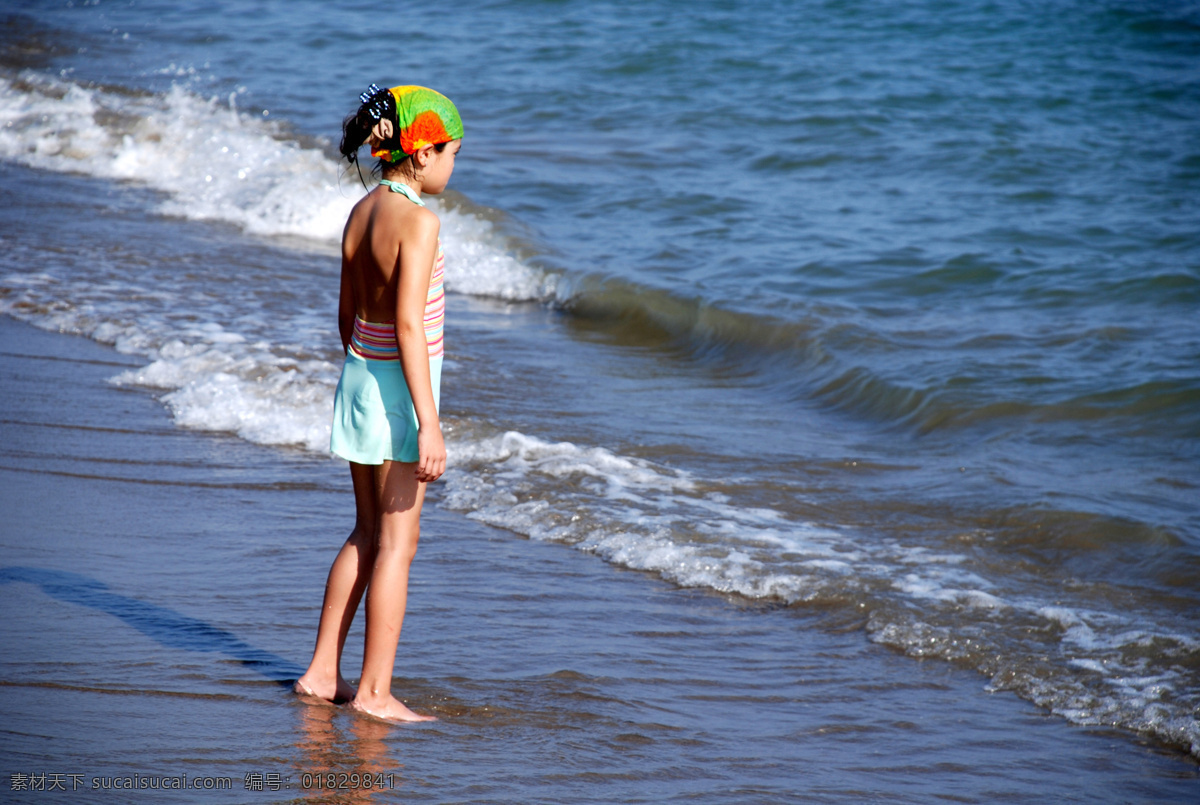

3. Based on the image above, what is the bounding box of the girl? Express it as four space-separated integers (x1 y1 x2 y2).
295 84 462 722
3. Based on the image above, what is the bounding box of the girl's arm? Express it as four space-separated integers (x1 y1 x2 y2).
394 209 446 482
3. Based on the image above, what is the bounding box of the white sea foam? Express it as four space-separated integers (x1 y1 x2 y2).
871 597 1200 757
0 70 558 455
0 75 352 241
439 426 941 605
894 570 1006 610
0 72 554 301
439 211 557 300
112 341 339 452
1068 658 1109 674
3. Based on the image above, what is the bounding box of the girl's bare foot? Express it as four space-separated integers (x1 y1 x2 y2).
294 673 356 704
348 695 436 722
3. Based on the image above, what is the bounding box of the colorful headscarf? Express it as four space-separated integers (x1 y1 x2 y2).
370 85 463 163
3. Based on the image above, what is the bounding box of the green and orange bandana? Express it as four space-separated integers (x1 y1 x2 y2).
371 85 464 163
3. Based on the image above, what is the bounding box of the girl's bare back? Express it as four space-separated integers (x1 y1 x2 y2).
341 190 438 324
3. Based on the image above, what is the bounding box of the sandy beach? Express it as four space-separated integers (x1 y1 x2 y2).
2 312 1194 802
4 0 1200 780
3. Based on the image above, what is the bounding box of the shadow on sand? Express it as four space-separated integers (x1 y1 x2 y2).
0 565 302 686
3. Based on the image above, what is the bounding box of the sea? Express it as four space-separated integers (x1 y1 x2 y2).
1 0 1198 796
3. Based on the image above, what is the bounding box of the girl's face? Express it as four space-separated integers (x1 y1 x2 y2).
422 139 461 194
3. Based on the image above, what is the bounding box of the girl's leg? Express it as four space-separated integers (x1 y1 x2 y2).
295 462 379 702
349 460 434 721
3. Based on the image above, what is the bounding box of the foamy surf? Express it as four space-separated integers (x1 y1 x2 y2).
9 71 1187 447
438 423 1199 757
0 71 555 301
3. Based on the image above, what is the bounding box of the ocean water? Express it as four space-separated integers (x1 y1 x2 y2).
1 0 1198 767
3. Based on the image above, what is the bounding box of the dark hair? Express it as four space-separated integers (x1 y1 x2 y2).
340 85 396 165
340 86 448 184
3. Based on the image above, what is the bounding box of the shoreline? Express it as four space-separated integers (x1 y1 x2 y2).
1 313 1195 802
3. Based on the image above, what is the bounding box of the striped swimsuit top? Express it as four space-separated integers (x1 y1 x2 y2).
348 180 446 361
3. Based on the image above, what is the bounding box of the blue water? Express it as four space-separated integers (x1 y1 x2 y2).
2 0 1198 760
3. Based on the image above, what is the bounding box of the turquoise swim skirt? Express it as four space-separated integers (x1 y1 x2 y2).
330 350 442 465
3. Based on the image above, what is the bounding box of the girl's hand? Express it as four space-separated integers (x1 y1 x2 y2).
416 424 446 482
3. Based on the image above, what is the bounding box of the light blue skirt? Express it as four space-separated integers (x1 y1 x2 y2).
329 350 442 465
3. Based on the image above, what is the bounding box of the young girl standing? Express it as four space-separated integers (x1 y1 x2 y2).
295 84 462 722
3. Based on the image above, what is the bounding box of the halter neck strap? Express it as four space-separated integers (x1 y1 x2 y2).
378 179 425 206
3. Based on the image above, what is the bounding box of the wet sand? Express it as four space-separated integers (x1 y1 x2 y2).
0 314 1195 803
